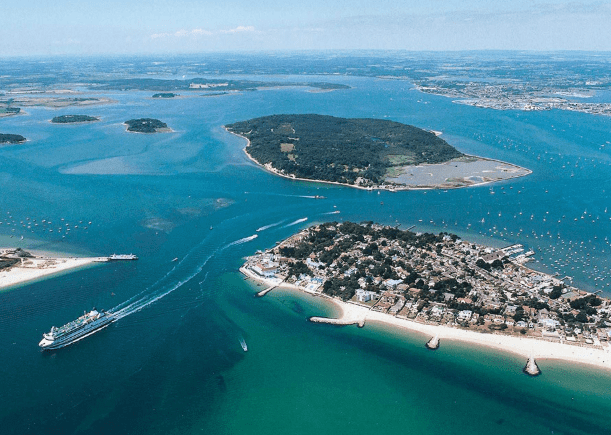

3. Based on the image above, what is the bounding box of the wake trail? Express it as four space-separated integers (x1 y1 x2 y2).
112 231 217 313
256 219 287 232
111 233 260 320
113 251 216 319
282 217 308 228
223 234 258 248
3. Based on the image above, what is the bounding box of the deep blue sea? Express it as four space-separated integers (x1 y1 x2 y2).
1 56 611 434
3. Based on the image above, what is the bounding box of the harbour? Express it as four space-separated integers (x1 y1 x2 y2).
1 56 611 435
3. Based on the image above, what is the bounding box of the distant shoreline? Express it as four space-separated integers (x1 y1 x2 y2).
225 128 532 191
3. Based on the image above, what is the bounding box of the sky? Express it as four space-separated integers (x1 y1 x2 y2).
2 0 611 56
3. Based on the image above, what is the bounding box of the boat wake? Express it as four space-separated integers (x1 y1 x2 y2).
256 219 286 232
113 251 216 320
282 217 308 228
224 234 258 247
111 233 258 321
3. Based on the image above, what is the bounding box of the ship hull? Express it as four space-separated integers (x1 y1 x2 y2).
39 316 115 350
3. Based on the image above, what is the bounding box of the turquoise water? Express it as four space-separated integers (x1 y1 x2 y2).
1 65 611 434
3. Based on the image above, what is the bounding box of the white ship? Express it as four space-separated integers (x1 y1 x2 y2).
108 254 138 261
39 308 115 350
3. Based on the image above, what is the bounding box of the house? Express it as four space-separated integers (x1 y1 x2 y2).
252 262 278 277
457 310 473 322
384 279 403 289
430 305 445 318
355 289 378 303
389 297 406 315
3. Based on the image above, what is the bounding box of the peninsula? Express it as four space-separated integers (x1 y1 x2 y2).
0 134 26 144
51 115 100 124
124 118 171 134
0 248 99 291
241 221 611 372
226 114 530 190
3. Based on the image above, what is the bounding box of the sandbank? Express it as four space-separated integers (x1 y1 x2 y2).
0 250 102 291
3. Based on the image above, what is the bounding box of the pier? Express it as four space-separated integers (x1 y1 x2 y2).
425 334 440 350
256 285 277 297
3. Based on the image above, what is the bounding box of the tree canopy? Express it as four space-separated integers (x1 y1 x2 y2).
226 114 462 186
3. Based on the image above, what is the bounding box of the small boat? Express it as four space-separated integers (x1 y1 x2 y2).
239 337 248 352
172 257 178 262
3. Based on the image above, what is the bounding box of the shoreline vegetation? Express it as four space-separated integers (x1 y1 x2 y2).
225 115 531 191
0 248 101 291
241 222 611 373
124 118 172 134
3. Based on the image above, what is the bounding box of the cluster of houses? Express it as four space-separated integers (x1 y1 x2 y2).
243 222 611 348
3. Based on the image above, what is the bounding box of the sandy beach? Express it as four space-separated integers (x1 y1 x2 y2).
0 252 101 291
241 266 611 372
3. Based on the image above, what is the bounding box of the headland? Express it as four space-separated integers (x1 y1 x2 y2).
0 248 99 291
0 248 138 291
241 221 611 372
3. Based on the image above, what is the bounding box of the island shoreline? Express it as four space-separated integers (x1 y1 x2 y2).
225 128 532 191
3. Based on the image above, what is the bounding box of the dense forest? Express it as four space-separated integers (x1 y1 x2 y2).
226 114 462 186
125 118 168 133
51 115 99 123
0 133 26 144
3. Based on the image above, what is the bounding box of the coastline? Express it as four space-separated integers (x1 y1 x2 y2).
225 128 532 191
240 266 611 373
0 250 102 291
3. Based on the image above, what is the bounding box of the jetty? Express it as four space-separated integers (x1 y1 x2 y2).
425 335 440 350
309 316 365 328
256 285 277 297
523 354 541 376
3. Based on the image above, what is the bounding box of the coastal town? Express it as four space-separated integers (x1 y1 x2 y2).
414 82 611 116
242 221 611 352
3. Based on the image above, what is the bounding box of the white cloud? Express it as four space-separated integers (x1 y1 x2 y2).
219 26 255 34
150 26 254 39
